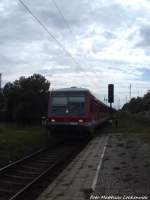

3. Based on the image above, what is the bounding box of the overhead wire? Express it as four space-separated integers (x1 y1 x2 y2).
18 0 99 89
51 0 147 94
18 0 88 87
51 0 73 36
18 0 82 72
50 0 102 87
18 0 149 100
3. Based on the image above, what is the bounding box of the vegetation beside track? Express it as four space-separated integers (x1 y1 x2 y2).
0 123 47 167
101 111 150 142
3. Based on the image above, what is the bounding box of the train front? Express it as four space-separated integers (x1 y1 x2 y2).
47 88 91 138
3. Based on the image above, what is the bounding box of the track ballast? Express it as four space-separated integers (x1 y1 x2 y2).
0 141 88 200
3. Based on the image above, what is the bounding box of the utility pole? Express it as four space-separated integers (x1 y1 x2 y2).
0 73 1 90
117 99 120 110
129 84 131 100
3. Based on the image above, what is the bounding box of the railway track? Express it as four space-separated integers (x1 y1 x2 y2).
0 141 88 200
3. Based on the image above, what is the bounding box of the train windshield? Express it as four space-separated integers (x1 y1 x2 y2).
51 95 85 116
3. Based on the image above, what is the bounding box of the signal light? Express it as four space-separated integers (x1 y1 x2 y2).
108 84 114 103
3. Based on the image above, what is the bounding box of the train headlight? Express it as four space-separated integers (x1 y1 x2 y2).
79 119 84 123
51 119 55 122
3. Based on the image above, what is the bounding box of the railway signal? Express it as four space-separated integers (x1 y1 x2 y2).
108 84 114 119
108 84 114 103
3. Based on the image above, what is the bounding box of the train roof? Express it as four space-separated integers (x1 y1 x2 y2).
51 87 111 109
51 87 89 93
50 87 115 110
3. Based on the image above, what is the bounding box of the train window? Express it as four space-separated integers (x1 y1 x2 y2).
51 97 67 115
69 96 85 102
52 97 67 106
50 95 85 116
68 96 85 116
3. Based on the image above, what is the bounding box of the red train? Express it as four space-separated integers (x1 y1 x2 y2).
47 87 110 138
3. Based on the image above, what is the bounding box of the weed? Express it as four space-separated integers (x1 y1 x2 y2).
0 123 47 167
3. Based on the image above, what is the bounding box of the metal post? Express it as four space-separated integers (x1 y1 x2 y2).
129 84 131 100
0 73 1 90
110 102 112 119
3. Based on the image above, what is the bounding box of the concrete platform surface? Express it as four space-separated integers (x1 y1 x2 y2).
94 133 150 200
37 134 109 200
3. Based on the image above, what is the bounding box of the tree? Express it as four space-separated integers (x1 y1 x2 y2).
3 74 50 124
0 90 4 110
122 91 150 113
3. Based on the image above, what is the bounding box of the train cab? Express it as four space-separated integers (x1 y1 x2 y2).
47 87 109 138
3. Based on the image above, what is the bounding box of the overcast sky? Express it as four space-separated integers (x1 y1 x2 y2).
1 0 150 108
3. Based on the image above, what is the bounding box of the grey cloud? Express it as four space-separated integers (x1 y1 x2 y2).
91 3 127 29
27 0 92 31
0 0 150 105
136 25 150 47
0 5 44 44
103 31 116 39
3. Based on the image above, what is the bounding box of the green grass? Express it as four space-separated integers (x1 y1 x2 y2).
101 112 150 142
0 123 47 167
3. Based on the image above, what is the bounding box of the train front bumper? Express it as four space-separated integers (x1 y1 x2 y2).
46 121 94 135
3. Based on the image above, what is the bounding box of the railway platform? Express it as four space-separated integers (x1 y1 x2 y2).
37 134 108 200
94 133 150 199
37 133 150 200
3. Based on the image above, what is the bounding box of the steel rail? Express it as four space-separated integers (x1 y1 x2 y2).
9 148 76 200
0 148 46 174
0 141 88 200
